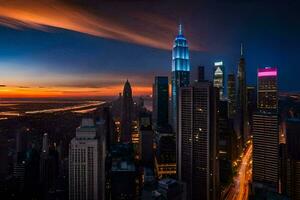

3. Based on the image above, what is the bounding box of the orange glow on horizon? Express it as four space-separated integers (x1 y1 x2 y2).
0 85 152 98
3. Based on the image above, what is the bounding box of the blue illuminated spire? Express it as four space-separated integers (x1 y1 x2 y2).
171 24 190 133
178 24 183 35
172 24 190 72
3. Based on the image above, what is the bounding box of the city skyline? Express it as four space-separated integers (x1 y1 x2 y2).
0 0 299 98
1 1 300 199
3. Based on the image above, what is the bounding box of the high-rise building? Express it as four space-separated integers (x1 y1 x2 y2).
121 80 134 143
252 113 279 192
197 66 205 82
237 43 248 144
213 61 225 99
171 24 190 133
69 119 103 200
227 73 236 118
285 118 300 200
218 100 236 187
178 81 219 200
257 67 278 111
153 76 169 129
252 67 279 194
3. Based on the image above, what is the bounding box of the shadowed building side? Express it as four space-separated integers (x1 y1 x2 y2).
237 43 248 145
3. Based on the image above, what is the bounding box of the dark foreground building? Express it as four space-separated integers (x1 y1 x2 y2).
178 81 219 200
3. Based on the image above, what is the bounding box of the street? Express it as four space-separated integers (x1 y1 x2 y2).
224 142 253 200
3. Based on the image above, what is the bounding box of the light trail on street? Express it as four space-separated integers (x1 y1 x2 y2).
224 142 252 200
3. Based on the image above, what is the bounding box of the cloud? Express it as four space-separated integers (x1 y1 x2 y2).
18 86 31 88
0 85 6 87
0 0 204 50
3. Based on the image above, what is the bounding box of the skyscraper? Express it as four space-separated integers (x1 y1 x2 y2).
69 119 102 200
121 80 134 143
252 113 279 192
257 67 278 110
227 73 236 118
237 43 248 144
252 67 279 194
153 76 169 129
213 61 225 99
178 81 219 200
285 118 300 199
218 100 236 187
171 24 190 133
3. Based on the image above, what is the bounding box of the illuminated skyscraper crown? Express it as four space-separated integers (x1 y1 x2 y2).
172 24 190 72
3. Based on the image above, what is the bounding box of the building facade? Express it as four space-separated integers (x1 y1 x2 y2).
178 81 219 200
252 67 279 194
252 113 279 192
257 67 278 111
69 119 101 200
227 73 236 118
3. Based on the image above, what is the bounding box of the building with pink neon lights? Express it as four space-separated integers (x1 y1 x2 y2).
258 67 278 77
253 67 279 194
257 67 278 110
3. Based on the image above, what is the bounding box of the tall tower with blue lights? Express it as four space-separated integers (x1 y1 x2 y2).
171 24 190 133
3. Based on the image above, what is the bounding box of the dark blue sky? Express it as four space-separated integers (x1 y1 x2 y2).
0 0 299 97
